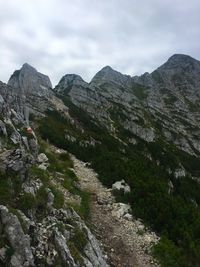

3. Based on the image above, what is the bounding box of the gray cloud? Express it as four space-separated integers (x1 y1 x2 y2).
0 0 200 86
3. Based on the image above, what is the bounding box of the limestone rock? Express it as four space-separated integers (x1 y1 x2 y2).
112 203 131 219
112 180 131 194
8 63 52 97
0 205 35 267
54 229 78 267
37 153 48 163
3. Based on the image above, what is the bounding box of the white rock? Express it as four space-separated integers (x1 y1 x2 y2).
112 203 131 219
37 153 48 163
112 180 131 194
124 213 133 221
38 163 49 170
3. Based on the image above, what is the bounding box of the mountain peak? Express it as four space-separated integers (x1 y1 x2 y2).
100 65 113 72
61 73 84 83
55 73 87 95
8 63 52 96
169 53 194 60
21 63 36 71
158 54 200 71
91 65 130 86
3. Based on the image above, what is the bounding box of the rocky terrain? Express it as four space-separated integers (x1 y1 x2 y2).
0 71 109 266
1 54 200 267
55 54 200 156
72 156 159 267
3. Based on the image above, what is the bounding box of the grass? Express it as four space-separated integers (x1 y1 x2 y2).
49 186 64 209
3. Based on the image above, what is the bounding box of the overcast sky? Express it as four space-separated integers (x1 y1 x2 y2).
0 0 200 86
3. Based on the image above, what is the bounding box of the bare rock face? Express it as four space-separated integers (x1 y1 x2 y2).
8 63 52 97
55 54 200 155
0 80 110 267
0 205 35 267
55 74 86 95
54 229 78 267
91 65 132 87
6 64 53 116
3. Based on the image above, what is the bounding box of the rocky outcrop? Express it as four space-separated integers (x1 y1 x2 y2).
0 79 109 267
0 205 35 267
4 64 55 117
112 180 131 194
8 63 52 97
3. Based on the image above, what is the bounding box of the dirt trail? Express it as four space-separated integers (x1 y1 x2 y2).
71 155 159 267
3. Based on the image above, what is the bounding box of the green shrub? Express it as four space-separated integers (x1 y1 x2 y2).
153 237 185 267
49 186 64 209
37 97 200 267
0 173 12 205
70 227 88 253
18 192 36 212
68 241 84 265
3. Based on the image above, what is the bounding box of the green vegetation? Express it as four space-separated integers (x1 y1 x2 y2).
70 226 88 253
153 237 184 267
68 241 84 265
18 192 36 211
132 83 148 100
67 226 88 265
71 191 91 220
0 171 22 206
152 70 164 84
49 186 64 209
38 99 200 267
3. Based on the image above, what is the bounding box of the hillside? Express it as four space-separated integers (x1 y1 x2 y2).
1 54 200 266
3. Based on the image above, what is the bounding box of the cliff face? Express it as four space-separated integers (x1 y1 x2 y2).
8 63 52 95
6 64 54 116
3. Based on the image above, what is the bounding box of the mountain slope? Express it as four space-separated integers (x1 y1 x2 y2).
52 54 200 267
0 71 109 266
1 54 200 267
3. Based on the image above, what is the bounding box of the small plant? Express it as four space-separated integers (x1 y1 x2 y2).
70 226 88 253
49 185 64 209
17 192 36 212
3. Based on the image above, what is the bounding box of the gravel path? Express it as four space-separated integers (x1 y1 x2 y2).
71 155 159 267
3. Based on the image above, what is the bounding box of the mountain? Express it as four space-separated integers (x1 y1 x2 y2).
1 54 200 267
0 71 108 267
8 63 52 95
55 54 200 155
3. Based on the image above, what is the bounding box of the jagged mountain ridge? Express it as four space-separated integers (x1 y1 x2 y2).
0 71 109 266
1 54 200 267
55 54 200 156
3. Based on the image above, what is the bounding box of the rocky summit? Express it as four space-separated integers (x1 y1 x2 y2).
0 54 200 267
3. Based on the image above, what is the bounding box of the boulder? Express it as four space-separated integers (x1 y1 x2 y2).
112 203 131 219
37 153 48 163
112 179 130 194
38 162 49 170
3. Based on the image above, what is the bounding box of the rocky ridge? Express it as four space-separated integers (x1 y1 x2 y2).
0 72 109 266
55 54 200 157
1 54 200 267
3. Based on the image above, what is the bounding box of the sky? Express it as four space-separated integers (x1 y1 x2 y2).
0 0 200 86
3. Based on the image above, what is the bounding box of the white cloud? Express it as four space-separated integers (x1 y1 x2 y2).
0 0 200 86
